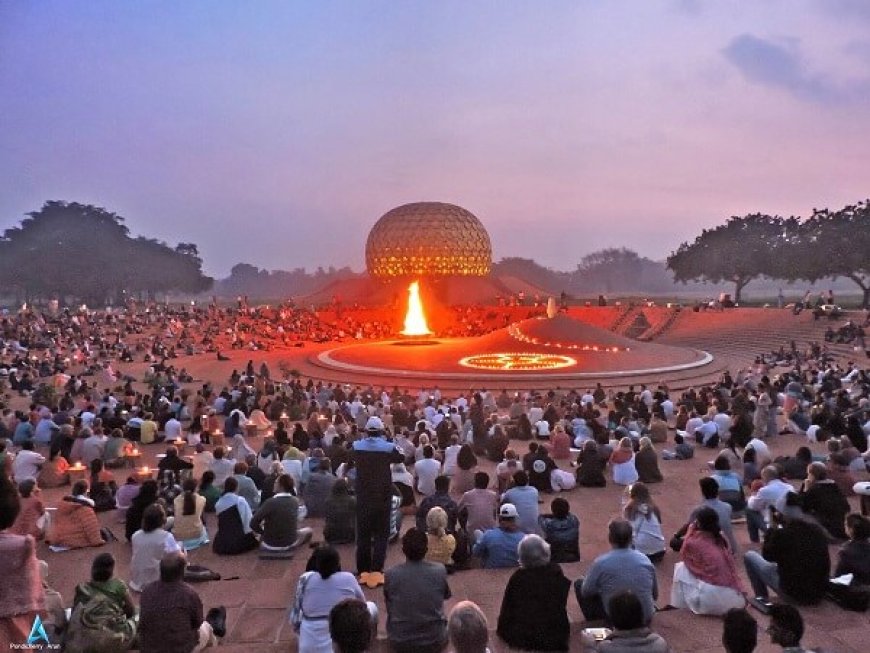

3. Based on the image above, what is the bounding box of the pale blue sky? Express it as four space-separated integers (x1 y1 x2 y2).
2 1 869 276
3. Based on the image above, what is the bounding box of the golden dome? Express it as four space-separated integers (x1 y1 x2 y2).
366 202 492 279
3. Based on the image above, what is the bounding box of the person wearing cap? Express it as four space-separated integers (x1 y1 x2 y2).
351 416 403 588
471 503 524 568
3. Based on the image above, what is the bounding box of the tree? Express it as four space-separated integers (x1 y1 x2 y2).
0 201 212 303
666 214 797 303
798 201 870 307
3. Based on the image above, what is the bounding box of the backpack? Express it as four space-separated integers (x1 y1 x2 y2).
64 585 136 653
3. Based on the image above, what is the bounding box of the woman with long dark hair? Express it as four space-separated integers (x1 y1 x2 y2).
291 545 374 652
88 459 117 512
173 478 208 549
450 444 478 496
670 507 745 615
125 479 159 541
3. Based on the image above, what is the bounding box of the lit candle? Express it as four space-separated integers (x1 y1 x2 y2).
131 448 139 456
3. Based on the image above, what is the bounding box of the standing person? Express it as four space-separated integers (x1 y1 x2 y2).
351 417 403 589
384 528 451 653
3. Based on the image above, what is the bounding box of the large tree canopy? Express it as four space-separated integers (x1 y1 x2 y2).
0 201 212 303
666 214 798 303
798 200 870 307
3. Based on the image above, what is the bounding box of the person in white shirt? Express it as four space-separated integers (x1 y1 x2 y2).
164 417 183 441
12 441 45 480
534 419 551 439
210 446 236 488
79 407 97 429
712 410 732 441
442 436 462 477
191 443 215 481
746 466 795 543
660 399 675 421
694 417 719 448
745 437 771 467
414 445 442 497
684 413 704 438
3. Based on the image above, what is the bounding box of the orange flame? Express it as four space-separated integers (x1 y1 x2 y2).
401 281 432 336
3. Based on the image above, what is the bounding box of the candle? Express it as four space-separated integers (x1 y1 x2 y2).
131 448 139 456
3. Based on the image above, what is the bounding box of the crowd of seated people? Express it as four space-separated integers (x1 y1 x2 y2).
0 301 869 650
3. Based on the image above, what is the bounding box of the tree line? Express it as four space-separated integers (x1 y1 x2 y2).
0 201 212 305
666 200 870 306
1 199 866 307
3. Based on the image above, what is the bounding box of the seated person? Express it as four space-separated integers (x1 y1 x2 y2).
230 461 260 511
743 507 830 605
66 553 137 653
250 473 313 555
130 504 181 592
447 601 489 653
635 437 663 484
212 477 259 555
576 520 658 625
329 598 376 653
37 447 70 488
710 457 746 514
496 535 570 652
833 513 870 585
424 506 456 568
576 440 607 487
721 608 757 653
173 479 209 550
138 552 226 653
670 508 745 615
799 462 850 540
579 591 671 652
661 432 694 460
538 497 580 563
472 503 524 568
324 478 357 545
47 480 105 549
9 479 46 540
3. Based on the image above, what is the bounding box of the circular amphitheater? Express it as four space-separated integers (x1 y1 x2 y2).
307 313 714 391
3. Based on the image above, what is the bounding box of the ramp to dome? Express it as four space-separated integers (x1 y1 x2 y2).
492 313 639 351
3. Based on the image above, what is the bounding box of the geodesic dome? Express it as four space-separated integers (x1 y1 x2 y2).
365 202 492 279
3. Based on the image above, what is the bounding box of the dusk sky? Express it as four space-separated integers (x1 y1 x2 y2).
2 1 869 278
